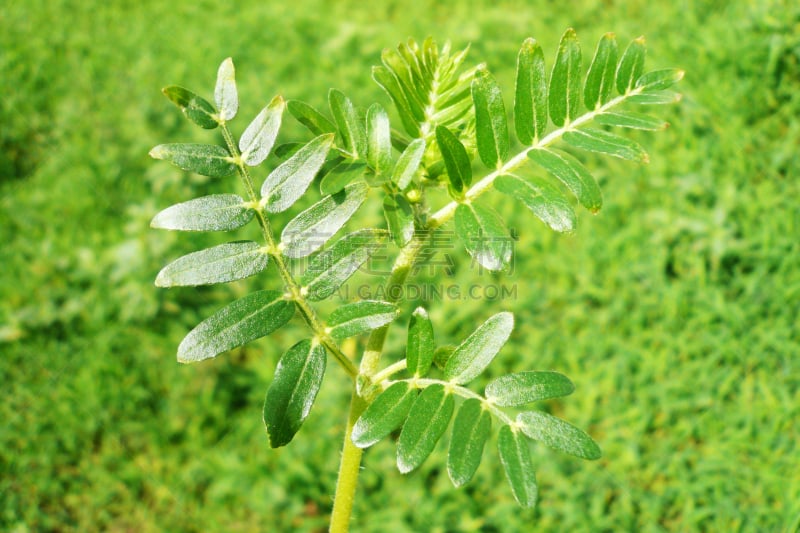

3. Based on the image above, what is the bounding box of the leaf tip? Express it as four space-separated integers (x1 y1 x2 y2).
148 145 165 160
634 35 646 45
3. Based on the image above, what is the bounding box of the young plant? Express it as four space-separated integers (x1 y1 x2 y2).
150 30 681 531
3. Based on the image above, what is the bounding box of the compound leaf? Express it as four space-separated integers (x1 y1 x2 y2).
262 133 334 213
454 203 512 272
584 33 618 110
472 67 509 167
447 398 491 487
264 339 326 448
563 128 649 163
498 425 538 508
162 86 218 129
392 138 425 191
595 111 667 131
516 411 601 460
214 57 238 121
150 194 253 232
444 311 514 385
406 307 435 377
352 382 417 448
177 290 295 363
616 37 646 94
155 241 268 287
327 300 397 341
514 38 547 145
494 174 575 233
240 95 285 167
436 125 472 196
300 229 388 301
329 89 367 158
149 143 235 178
549 28 581 127
280 183 368 258
287 99 337 135
383 194 415 248
528 148 602 212
485 371 575 407
397 384 454 474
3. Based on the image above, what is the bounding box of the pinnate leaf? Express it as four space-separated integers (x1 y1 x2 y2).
514 38 548 145
616 37 646 94
367 103 393 175
150 194 253 232
454 203 512 272
372 65 422 137
177 290 295 363
444 311 514 384
516 411 601 460
287 100 336 135
392 138 425 190
383 194 415 248
327 300 397 341
549 28 582 127
436 125 471 195
447 398 491 487
397 384 454 473
528 148 602 212
351 382 417 448
494 174 575 233
162 86 218 129
627 90 682 105
472 67 509 167
262 133 334 213
329 89 367 158
214 57 238 121
155 241 268 287
635 68 685 92
149 143 235 178
320 160 367 195
485 371 575 406
595 111 667 131
563 128 649 163
240 95 285 167
406 307 434 377
498 426 537 508
264 339 326 447
584 33 618 110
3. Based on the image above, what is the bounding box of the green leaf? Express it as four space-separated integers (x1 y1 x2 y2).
447 398 491 487
472 67 509 167
320 160 367 195
351 382 417 448
383 194 415 248
239 95 285 167
214 57 238 121
155 241 269 287
162 86 218 129
627 90 682 105
485 371 575 407
327 300 397 341
433 345 455 370
274 142 303 160
563 128 649 163
444 311 513 385
262 133 334 213
635 68 685 91
264 339 326 448
280 183 368 258
177 290 295 363
329 89 367 158
498 426 538 508
392 138 425 191
149 143 235 178
380 47 426 120
406 307 435 377
549 28 582 127
584 33 618 110
595 111 668 131
454 203 512 272
527 148 603 212
517 411 601 460
494 174 575 233
150 194 253 232
436 126 472 195
397 384 454 473
367 103 393 175
514 38 548 145
616 37 646 94
287 100 337 135
372 65 422 137
300 229 388 301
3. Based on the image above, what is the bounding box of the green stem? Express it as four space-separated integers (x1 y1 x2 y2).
329 387 366 533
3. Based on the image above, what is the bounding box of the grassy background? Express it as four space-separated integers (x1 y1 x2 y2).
2 0 799 531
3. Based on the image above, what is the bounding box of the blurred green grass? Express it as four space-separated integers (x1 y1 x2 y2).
2 0 799 531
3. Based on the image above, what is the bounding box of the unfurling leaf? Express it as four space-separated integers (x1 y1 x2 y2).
262 134 334 213
616 37 646 94
454 203 512 272
406 307 434 377
162 86 218 129
397 384 454 473
329 89 367 158
494 174 575 233
287 100 337 135
549 28 581 127
214 57 238 121
280 183 368 258
264 339 326 447
149 143 235 178
528 148 602 212
595 111 667 131
635 68 685 92
498 426 538 508
516 411 601 460
485 371 575 406
383 194 415 248
444 311 514 384
448 398 491 487
472 67 509 167
240 95 285 167
392 138 425 191
300 229 388 301
372 65 422 136
177 290 295 363
150 194 253 232
352 382 417 448
155 241 268 287
563 128 649 163
584 33 618 110
367 103 393 175
514 38 548 145
436 125 472 195
327 300 397 341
